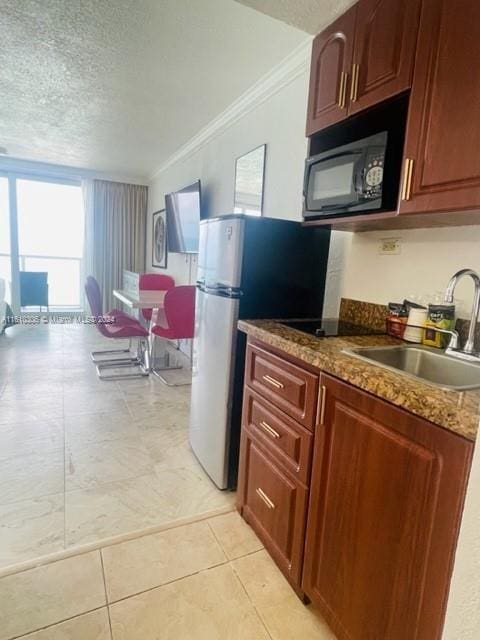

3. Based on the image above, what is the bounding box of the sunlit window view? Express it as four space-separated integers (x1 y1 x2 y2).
16 179 84 309
0 177 11 305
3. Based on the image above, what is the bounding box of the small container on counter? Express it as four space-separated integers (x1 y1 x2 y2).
423 304 456 348
386 302 408 338
403 307 428 343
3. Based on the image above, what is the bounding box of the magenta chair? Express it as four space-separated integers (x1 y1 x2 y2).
151 285 196 385
139 273 175 322
85 276 149 380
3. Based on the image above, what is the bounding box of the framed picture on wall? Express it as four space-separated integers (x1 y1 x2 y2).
234 144 266 216
152 209 168 268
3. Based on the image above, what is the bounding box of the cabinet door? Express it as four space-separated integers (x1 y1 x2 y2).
303 374 472 640
306 6 356 135
348 0 421 115
400 0 480 214
238 432 308 588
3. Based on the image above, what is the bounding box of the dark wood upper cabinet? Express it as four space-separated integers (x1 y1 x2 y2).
306 6 356 135
349 0 421 115
399 0 480 215
306 0 420 136
303 373 473 640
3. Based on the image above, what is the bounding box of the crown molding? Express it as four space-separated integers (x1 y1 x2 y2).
149 37 312 181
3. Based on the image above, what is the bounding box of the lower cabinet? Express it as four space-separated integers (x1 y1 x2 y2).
237 340 474 640
303 373 473 640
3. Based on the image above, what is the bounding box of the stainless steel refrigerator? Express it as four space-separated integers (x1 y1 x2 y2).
189 214 331 489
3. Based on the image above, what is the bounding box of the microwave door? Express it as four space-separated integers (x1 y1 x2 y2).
306 151 363 213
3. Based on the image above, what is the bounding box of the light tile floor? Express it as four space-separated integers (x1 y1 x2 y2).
0 511 335 640
0 322 235 569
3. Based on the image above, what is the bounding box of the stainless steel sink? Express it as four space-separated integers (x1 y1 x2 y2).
342 345 480 390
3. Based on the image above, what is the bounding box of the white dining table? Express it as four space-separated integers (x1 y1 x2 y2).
113 289 166 310
113 288 167 372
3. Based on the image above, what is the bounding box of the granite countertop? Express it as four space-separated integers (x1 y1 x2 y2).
238 319 480 441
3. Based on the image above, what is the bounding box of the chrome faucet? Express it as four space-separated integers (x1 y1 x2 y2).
444 268 480 359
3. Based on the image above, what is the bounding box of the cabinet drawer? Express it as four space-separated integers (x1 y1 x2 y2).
239 434 308 586
243 388 313 485
245 343 318 429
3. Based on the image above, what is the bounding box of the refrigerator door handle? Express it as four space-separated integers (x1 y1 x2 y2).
202 284 242 298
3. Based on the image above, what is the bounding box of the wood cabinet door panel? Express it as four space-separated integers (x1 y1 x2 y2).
245 343 318 429
303 374 473 640
400 0 480 214
243 387 313 484
239 435 308 585
349 0 421 115
306 7 356 135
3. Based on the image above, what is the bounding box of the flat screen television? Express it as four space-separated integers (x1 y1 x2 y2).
165 180 201 253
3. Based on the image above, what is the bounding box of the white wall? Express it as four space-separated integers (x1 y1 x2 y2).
343 226 480 317
146 69 349 315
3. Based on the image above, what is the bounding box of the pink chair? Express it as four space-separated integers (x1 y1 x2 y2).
85 276 149 380
150 285 196 385
139 273 175 322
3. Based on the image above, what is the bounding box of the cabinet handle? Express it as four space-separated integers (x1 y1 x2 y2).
337 71 348 109
350 63 359 102
259 420 280 439
401 158 414 201
262 374 284 389
318 384 326 425
256 487 276 510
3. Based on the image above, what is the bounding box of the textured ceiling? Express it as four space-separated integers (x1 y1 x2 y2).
0 0 306 179
235 0 356 35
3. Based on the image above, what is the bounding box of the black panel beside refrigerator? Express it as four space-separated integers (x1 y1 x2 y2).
229 217 330 487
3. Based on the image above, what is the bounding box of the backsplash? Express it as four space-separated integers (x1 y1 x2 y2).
339 297 479 348
339 298 388 332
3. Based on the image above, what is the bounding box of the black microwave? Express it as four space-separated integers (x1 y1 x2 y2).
303 131 392 219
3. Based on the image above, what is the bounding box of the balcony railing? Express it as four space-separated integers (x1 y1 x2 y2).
0 253 83 310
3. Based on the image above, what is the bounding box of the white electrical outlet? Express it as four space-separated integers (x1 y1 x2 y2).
379 237 401 255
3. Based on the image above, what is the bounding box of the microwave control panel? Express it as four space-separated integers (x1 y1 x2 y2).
363 147 385 199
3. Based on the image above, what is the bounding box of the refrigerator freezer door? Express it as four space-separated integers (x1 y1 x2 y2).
204 217 244 289
189 288 240 489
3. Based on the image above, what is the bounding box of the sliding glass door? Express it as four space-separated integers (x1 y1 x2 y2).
16 179 84 310
0 176 12 305
1 175 84 313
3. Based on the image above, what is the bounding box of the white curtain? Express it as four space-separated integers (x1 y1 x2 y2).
82 179 148 312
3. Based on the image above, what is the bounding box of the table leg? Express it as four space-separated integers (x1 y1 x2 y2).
146 307 158 373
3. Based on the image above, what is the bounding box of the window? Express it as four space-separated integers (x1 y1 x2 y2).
0 177 11 305
16 179 84 309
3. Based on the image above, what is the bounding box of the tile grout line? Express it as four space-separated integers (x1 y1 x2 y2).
7 605 108 640
205 520 230 563
90 521 264 609
229 557 275 640
0 505 235 579
105 558 232 607
99 549 114 640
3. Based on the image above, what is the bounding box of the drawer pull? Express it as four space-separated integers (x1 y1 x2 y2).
262 374 284 389
256 487 276 510
259 420 280 439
